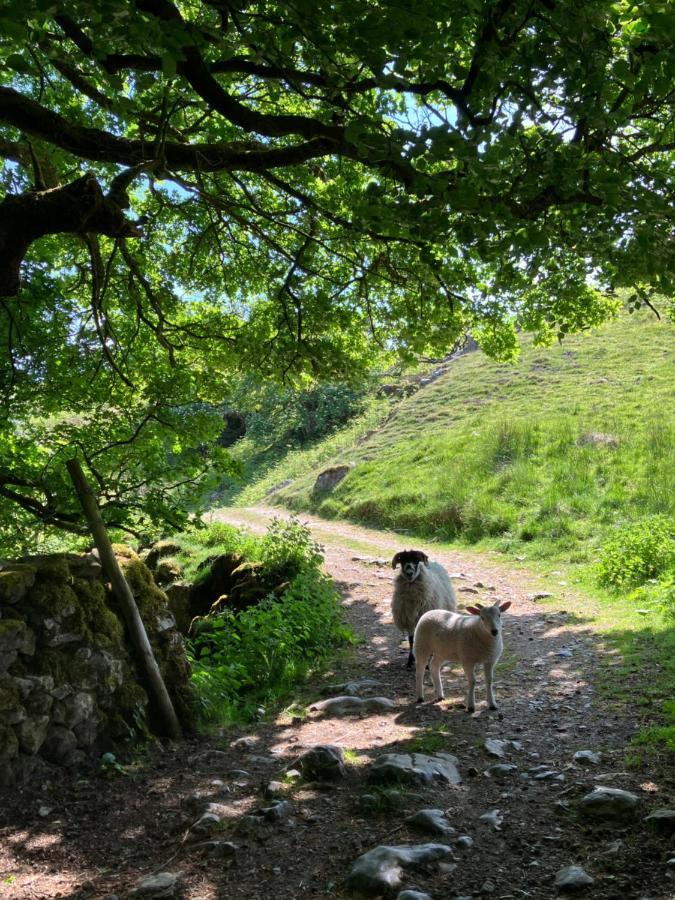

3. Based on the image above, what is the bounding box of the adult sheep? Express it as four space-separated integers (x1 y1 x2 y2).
391 549 457 668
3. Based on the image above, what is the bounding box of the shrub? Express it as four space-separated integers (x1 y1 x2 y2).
189 569 352 723
597 516 675 590
259 515 324 578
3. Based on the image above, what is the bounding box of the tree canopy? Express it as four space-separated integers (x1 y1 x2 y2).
0 0 673 551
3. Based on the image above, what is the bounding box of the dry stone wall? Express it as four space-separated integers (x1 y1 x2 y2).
0 547 194 786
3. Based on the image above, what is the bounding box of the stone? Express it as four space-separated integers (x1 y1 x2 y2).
40 725 77 764
73 716 98 747
0 619 34 658
455 835 474 850
573 750 600 766
313 464 353 494
155 558 183 587
369 752 461 787
405 809 455 837
346 844 454 896
52 691 95 730
396 892 432 900
528 592 553 601
480 881 496 894
484 764 518 779
484 739 509 758
323 679 383 697
264 781 286 798
131 872 179 897
0 564 36 604
310 695 396 716
554 865 595 892
578 787 640 823
644 808 675 835
479 809 503 830
298 744 346 781
17 715 50 755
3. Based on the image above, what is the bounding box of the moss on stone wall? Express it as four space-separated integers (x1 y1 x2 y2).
0 548 195 782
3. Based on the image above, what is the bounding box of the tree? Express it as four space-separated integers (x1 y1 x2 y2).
0 0 672 552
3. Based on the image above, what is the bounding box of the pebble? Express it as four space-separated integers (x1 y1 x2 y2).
573 750 600 766
455 835 474 850
554 865 594 892
479 809 503 830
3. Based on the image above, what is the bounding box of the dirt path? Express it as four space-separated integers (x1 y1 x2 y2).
1 507 672 899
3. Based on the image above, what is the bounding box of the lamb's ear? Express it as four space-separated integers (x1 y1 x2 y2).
392 553 402 569
499 601 512 612
466 606 481 615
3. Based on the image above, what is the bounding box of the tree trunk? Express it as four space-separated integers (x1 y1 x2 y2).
66 457 182 739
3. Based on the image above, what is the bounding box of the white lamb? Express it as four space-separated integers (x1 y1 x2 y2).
413 599 512 712
391 549 457 668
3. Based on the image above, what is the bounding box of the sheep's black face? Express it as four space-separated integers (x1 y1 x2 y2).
392 549 429 582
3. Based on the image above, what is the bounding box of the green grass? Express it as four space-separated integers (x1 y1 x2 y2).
263 312 673 564
213 309 675 762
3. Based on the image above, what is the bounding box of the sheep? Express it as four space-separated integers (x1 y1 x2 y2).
391 549 457 668
413 599 512 712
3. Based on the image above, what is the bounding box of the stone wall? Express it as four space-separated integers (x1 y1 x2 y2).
0 547 194 786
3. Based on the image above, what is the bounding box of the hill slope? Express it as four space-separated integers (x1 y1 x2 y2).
230 310 673 568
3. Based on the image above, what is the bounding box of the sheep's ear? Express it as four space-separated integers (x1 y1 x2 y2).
499 601 512 612
420 552 429 564
466 606 481 615
392 553 402 569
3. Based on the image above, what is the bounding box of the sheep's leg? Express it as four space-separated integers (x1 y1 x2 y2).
430 657 444 701
484 662 498 710
463 662 476 713
406 634 415 669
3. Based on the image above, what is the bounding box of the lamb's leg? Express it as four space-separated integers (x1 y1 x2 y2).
463 662 476 713
415 654 426 702
430 656 444 701
484 661 498 710
406 634 415 668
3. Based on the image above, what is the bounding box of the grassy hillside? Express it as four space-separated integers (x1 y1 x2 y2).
218 310 675 757
231 310 673 566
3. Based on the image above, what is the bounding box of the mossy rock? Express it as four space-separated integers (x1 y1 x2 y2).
165 583 193 635
0 564 36 604
155 557 183 587
145 540 183 572
0 722 19 761
0 673 20 711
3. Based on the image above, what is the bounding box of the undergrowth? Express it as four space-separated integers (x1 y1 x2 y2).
185 518 355 725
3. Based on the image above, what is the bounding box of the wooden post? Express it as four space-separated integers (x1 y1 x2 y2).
66 457 182 739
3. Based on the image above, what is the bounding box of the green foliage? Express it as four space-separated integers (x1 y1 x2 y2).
0 0 673 548
597 517 675 590
187 519 353 723
238 381 369 448
259 516 324 579
190 574 352 724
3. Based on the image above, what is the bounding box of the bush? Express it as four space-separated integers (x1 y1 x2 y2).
597 516 675 590
187 517 351 723
189 570 352 723
259 515 324 578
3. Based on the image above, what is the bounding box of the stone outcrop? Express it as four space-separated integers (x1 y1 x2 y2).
0 548 194 784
